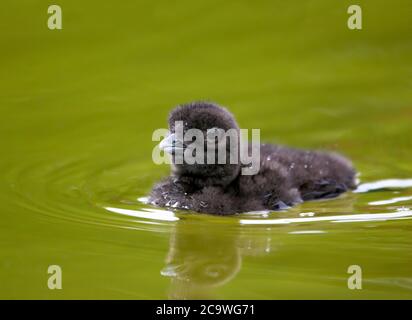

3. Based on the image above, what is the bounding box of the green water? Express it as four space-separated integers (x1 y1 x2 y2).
1 0 412 299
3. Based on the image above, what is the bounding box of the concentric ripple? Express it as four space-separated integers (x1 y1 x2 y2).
4 151 412 233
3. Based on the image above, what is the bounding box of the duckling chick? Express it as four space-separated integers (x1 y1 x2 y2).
149 102 357 215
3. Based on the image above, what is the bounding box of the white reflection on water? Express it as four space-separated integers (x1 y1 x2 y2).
240 210 412 225
369 196 412 206
116 179 412 226
355 179 412 193
105 206 179 222
137 196 149 204
288 230 326 234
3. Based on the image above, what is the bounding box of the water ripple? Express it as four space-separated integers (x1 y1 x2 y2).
355 179 412 193
4 154 412 233
239 210 412 225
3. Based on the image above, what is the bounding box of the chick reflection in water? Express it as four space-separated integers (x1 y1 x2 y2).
160 220 273 299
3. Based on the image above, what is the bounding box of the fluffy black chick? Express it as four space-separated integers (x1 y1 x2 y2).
149 102 357 215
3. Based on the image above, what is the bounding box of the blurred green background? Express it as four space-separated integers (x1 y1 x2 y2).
0 0 411 299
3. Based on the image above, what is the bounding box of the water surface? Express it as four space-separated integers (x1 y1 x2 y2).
1 0 412 299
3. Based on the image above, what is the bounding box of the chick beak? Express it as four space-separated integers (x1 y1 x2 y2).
159 133 185 154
